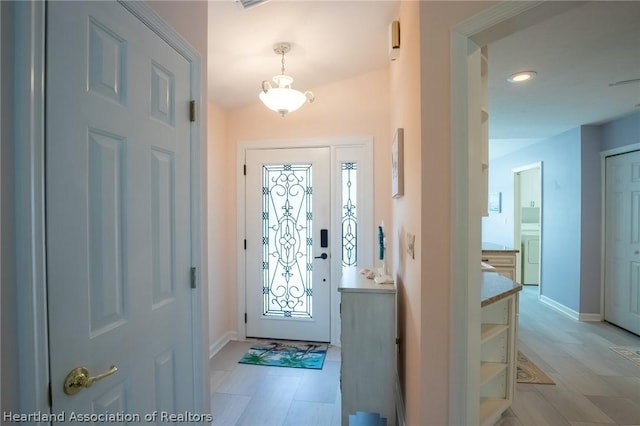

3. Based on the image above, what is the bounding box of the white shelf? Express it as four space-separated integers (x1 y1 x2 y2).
480 397 510 426
480 362 507 386
480 323 508 344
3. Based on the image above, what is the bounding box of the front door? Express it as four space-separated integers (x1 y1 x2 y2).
605 150 640 335
245 148 331 342
47 1 200 418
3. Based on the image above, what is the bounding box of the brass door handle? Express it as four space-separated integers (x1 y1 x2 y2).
63 365 117 395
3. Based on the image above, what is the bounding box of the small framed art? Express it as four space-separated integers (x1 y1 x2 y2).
489 192 502 213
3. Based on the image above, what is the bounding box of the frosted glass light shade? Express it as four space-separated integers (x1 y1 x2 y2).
259 74 313 117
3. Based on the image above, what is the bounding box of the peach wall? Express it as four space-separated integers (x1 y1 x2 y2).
228 67 391 225
389 2 422 425
391 1 498 424
417 1 494 424
227 69 391 304
147 1 207 56
207 101 233 348
225 68 392 332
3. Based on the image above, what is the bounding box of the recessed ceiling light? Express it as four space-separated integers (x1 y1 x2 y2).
507 71 537 83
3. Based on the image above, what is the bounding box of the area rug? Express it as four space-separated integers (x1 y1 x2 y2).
517 350 555 384
610 347 640 367
238 341 327 369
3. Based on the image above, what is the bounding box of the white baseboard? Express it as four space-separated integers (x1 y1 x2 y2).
540 295 579 320
209 331 237 359
539 296 602 322
395 372 405 426
578 312 603 322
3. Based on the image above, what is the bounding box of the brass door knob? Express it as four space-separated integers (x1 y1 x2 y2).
63 365 117 395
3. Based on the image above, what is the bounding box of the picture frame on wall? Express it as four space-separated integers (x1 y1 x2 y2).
391 128 404 198
489 192 502 213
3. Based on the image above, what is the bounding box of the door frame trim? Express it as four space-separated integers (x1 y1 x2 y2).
512 162 543 293
600 143 640 322
13 1 48 415
237 137 374 346
15 1 208 417
450 1 560 423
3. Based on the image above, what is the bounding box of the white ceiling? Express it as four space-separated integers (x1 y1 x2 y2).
207 0 400 110
207 1 640 151
488 1 640 146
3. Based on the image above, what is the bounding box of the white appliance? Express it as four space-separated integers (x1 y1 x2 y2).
521 223 540 285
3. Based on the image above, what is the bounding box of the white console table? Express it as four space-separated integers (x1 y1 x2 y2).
338 268 396 426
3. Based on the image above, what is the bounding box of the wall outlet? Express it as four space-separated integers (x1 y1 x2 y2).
406 232 415 260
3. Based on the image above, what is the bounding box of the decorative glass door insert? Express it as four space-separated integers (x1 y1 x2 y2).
245 147 331 342
262 163 314 319
341 162 358 267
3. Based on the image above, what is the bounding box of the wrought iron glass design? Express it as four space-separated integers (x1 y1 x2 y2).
341 162 358 267
262 164 313 319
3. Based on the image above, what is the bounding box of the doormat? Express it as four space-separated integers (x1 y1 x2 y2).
517 350 555 384
238 341 327 369
610 347 640 367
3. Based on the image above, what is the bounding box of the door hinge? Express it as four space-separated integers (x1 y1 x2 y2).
243 164 246 175
190 267 197 289
48 382 52 407
244 239 247 250
189 100 196 122
244 313 247 324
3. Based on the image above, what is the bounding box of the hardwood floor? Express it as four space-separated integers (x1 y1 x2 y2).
499 285 640 426
210 286 640 425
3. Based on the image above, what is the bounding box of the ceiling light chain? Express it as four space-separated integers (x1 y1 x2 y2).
259 42 314 117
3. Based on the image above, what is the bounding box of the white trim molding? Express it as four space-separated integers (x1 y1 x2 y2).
13 1 49 418
512 162 543 295
539 295 579 320
539 295 602 322
209 331 238 359
579 313 603 322
540 295 579 320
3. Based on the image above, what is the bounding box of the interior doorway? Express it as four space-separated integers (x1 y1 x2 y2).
514 163 543 292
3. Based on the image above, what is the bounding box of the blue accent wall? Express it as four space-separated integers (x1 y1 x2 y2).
580 126 602 313
484 128 582 311
484 112 640 315
601 112 640 151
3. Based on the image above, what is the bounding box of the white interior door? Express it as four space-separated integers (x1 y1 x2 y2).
47 1 199 417
605 150 640 335
245 148 331 342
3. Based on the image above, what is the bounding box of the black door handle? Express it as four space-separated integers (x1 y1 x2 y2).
314 253 328 260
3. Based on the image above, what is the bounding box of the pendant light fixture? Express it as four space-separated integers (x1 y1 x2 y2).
259 42 314 117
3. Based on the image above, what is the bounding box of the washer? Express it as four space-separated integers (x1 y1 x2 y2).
521 223 540 285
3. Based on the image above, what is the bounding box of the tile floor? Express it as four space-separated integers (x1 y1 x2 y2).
210 341 341 426
210 286 640 425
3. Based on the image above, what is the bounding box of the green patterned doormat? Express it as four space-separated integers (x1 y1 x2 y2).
238 341 327 369
610 347 640 367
